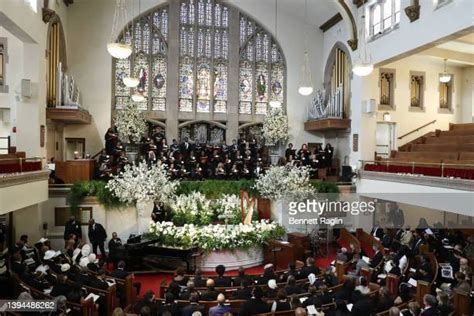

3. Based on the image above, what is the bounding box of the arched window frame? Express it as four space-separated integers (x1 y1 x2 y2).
238 14 286 116
112 4 169 112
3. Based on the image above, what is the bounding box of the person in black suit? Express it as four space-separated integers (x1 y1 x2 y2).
11 252 27 276
284 275 302 295
371 225 384 239
270 289 292 312
233 266 251 286
302 285 321 308
108 232 124 268
376 287 394 312
370 245 384 268
238 287 270 316
213 264 231 287
193 268 206 288
298 257 321 279
182 293 204 316
200 279 219 301
88 219 107 257
232 279 252 300
64 216 82 244
351 292 375 316
89 269 109 290
421 294 440 316
50 274 70 297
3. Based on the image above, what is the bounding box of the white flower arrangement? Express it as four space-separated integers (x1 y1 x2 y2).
254 164 316 200
106 161 178 204
168 191 213 225
114 103 147 143
262 107 289 146
168 193 245 226
148 219 285 251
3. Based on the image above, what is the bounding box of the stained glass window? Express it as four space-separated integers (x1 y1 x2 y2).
239 15 286 115
113 5 169 111
178 0 229 113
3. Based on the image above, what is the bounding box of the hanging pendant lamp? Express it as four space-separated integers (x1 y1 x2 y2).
107 0 132 59
439 59 451 83
298 0 313 96
123 0 139 87
353 4 373 77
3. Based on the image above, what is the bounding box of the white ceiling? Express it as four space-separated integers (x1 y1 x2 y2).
272 0 339 28
436 34 474 55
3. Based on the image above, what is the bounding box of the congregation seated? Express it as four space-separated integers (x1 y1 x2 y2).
5 224 473 316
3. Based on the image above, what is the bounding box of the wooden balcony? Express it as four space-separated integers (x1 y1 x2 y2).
304 118 351 132
46 107 92 124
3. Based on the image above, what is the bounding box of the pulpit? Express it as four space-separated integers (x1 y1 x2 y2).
287 232 310 261
263 240 294 270
55 159 95 184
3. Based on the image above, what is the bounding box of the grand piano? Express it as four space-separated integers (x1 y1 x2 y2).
124 235 197 272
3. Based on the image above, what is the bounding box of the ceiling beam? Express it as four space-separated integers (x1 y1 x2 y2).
418 47 474 65
319 13 343 32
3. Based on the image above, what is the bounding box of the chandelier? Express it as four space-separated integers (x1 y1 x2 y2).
297 0 313 96
107 0 132 59
352 5 374 77
439 59 451 83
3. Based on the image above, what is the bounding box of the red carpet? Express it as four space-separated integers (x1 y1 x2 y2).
134 246 337 297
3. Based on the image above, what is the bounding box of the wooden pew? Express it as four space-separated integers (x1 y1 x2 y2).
356 228 382 257
11 275 95 316
453 288 472 316
386 273 400 297
415 280 431 307
337 228 361 252
375 299 415 316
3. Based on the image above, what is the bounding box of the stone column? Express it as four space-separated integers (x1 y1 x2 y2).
165 0 180 143
225 6 240 143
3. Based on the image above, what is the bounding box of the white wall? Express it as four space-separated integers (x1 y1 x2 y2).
0 0 69 157
360 0 473 66
361 55 465 156
461 66 474 123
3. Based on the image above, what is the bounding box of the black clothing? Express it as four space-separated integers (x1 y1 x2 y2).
200 289 219 301
239 298 270 316
182 303 205 316
232 288 252 300
64 220 82 240
51 283 70 297
213 276 232 287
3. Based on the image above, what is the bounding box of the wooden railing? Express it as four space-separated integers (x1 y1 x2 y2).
398 120 436 140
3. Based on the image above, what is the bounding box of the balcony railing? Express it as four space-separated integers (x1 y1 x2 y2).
361 159 474 180
0 157 45 174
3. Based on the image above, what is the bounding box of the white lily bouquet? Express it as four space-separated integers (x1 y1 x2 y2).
114 103 147 143
262 107 289 146
254 164 315 200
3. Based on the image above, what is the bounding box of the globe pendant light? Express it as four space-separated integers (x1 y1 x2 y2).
131 91 145 102
298 0 313 96
353 5 373 77
269 0 282 108
439 59 451 83
107 0 132 59
298 51 314 96
123 0 139 88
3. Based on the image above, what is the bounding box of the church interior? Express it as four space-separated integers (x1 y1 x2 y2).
0 0 473 315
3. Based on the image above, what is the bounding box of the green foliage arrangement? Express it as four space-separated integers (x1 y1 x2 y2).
68 179 339 210
176 179 258 198
68 180 123 211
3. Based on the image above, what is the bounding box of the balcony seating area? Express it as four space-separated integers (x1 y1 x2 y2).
365 123 474 179
0 153 43 174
